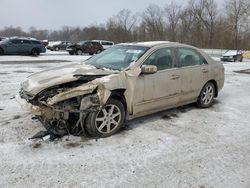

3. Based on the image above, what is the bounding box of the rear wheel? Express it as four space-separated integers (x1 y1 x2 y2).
69 51 74 55
77 49 83 55
197 82 215 108
96 50 102 54
85 98 125 137
31 48 40 56
55 46 59 51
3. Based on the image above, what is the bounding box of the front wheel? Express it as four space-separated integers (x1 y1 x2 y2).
197 82 215 108
76 49 83 55
96 50 102 54
85 98 125 137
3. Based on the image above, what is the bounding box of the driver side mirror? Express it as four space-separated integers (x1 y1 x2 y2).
141 65 157 74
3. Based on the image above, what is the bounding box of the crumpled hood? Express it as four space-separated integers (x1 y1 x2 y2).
21 63 115 95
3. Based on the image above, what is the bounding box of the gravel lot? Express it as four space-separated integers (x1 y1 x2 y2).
0 52 250 188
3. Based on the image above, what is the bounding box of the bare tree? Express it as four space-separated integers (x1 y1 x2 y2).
225 0 250 49
106 9 137 42
142 4 166 40
191 0 218 47
165 1 182 42
1 1 250 49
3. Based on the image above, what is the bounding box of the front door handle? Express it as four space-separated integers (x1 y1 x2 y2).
202 69 209 73
171 75 180 80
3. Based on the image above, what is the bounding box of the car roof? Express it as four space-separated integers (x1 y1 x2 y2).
9 37 38 41
92 40 114 43
117 41 178 47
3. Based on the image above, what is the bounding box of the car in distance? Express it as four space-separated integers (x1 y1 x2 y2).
17 41 225 138
92 40 114 50
221 50 243 62
0 37 7 41
47 41 73 51
66 40 103 55
0 37 46 56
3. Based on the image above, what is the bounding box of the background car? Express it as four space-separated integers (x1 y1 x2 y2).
92 40 114 50
221 50 243 62
0 37 7 41
66 40 103 55
0 37 46 56
47 41 72 51
41 40 49 47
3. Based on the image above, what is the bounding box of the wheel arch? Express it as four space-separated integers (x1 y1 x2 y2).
205 80 218 97
109 89 127 113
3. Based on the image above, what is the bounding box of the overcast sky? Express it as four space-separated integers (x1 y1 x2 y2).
0 0 225 31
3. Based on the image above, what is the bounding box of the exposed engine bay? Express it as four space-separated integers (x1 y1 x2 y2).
18 75 105 139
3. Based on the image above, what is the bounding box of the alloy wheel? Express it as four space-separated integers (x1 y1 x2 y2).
95 104 122 134
202 85 214 105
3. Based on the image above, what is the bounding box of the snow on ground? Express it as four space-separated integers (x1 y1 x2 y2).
0 52 250 188
0 50 91 63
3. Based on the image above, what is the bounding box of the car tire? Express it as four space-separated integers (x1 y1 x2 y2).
89 53 94 55
0 48 4 55
96 50 102 54
197 82 215 108
31 48 40 56
85 98 125 137
55 47 59 51
69 51 74 55
76 49 83 55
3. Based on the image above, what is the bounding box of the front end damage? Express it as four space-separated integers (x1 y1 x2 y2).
16 79 110 138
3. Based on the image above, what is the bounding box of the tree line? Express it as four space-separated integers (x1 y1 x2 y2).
0 0 250 50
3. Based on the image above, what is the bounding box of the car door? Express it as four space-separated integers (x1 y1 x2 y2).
22 40 32 54
133 47 181 115
61 42 67 50
177 47 209 104
6 39 22 54
81 42 91 53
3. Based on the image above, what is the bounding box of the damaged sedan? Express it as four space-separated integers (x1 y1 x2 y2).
16 41 224 138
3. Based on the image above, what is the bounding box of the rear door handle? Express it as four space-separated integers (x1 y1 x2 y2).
202 69 209 73
171 75 180 80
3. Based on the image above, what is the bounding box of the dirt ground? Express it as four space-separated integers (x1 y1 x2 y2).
0 53 250 188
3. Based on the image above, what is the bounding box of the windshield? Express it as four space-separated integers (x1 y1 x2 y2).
86 45 149 71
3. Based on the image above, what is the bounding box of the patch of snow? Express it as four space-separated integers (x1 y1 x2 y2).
0 54 250 187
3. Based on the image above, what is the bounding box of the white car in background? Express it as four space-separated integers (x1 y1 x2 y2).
93 40 114 50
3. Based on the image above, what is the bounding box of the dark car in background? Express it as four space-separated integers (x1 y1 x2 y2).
221 50 243 62
0 37 7 41
66 41 103 55
0 37 46 56
47 41 72 51
92 40 114 50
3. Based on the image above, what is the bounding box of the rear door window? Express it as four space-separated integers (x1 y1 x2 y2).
177 48 206 67
23 40 31 44
11 39 22 44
